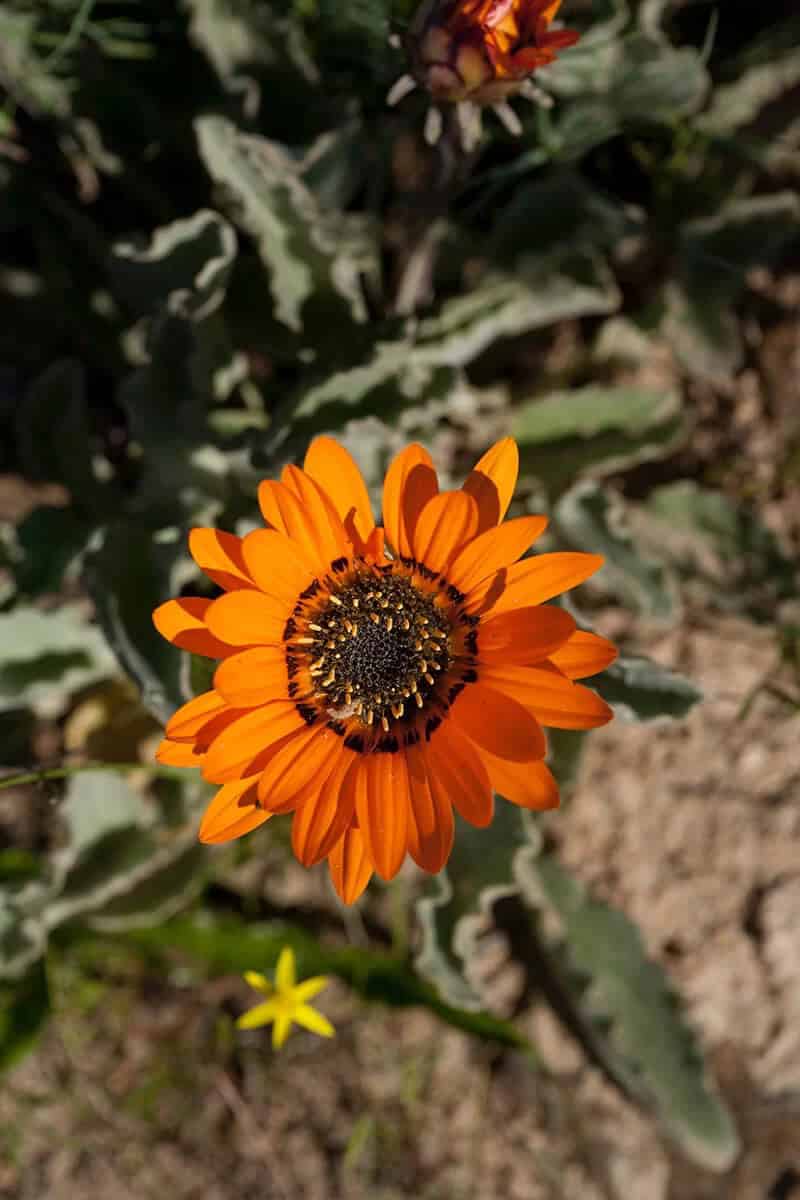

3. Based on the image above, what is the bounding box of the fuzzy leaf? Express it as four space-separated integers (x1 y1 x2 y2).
0 960 49 1072
15 361 106 506
515 388 685 496
84 523 189 722
642 481 798 620
110 209 238 322
554 482 676 618
12 506 91 599
592 654 702 722
667 193 800 382
415 804 528 1011
195 116 377 332
275 253 619 451
48 771 207 931
0 604 114 716
516 853 740 1170
0 891 47 983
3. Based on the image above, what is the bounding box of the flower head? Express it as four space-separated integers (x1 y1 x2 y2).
406 0 579 105
153 437 616 905
237 947 333 1048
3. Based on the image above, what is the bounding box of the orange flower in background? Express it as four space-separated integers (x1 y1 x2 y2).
406 0 580 105
153 438 616 905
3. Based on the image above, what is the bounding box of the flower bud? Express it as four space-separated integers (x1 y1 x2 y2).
406 0 579 105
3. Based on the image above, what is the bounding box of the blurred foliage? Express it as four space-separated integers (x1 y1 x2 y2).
1 0 799 1172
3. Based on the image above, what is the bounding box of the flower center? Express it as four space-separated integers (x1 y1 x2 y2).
306 571 452 731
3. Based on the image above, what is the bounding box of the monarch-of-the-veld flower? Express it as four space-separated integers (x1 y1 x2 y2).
153 438 616 905
404 0 580 105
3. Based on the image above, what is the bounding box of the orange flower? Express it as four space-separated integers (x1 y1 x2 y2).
153 438 616 905
406 0 579 104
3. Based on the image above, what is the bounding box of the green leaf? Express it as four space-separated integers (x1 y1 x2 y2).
554 482 676 618
415 803 528 1010
545 32 708 121
642 481 798 621
195 116 378 332
15 361 106 508
0 960 50 1073
516 853 740 1170
514 388 686 496
668 193 800 382
48 771 207 932
110 209 238 322
698 42 800 137
0 890 48 983
84 523 189 721
85 843 207 932
0 604 114 716
276 253 619 450
592 653 703 722
12 506 91 599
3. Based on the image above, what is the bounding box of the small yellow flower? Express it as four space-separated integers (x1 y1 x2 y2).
237 947 334 1049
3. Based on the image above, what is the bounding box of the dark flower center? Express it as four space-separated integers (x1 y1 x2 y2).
308 571 451 730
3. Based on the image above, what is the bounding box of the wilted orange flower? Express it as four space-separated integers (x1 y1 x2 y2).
406 0 579 104
153 438 615 905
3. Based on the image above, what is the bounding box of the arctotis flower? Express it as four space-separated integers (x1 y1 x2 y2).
406 0 579 105
153 438 616 905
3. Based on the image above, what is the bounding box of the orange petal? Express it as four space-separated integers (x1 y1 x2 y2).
465 552 604 616
461 438 518 533
328 824 373 905
405 743 454 873
155 738 205 767
448 515 548 593
477 605 575 664
381 444 438 559
474 747 560 811
303 437 374 544
363 526 386 560
166 689 228 741
411 490 479 574
204 589 288 647
449 681 546 761
188 528 252 591
152 598 235 658
241 528 317 604
354 752 410 881
258 478 346 572
291 752 358 867
192 705 251 752
201 702 308 783
426 719 494 828
548 630 618 680
480 665 614 730
198 776 269 844
256 724 346 813
213 646 288 707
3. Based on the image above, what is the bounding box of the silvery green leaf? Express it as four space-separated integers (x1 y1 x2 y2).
0 604 114 716
592 654 703 722
554 482 676 619
517 853 740 1170
515 388 686 496
195 116 378 331
110 209 237 322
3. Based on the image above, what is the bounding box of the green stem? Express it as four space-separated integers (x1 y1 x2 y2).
42 0 98 69
0 761 188 793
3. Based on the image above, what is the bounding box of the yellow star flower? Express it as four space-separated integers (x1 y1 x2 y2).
237 946 334 1049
